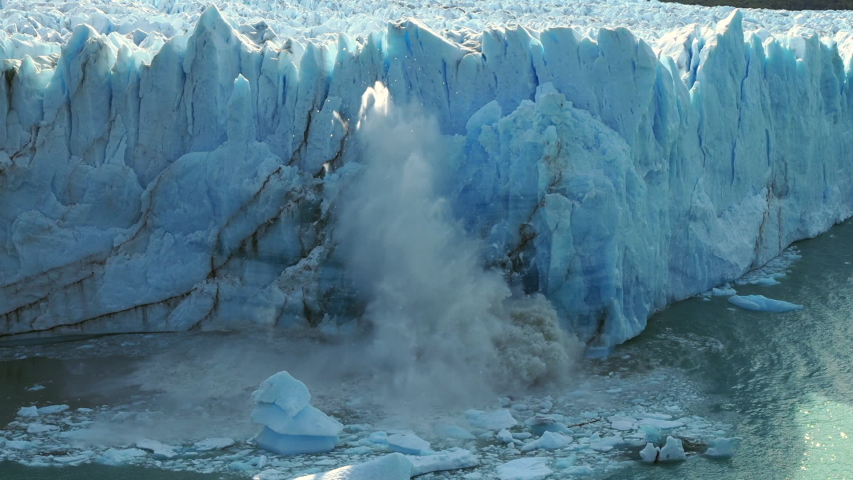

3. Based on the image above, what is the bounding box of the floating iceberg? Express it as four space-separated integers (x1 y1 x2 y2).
727 295 804 312
658 436 687 462
520 431 573 452
292 453 413 480
639 442 660 463
497 457 553 480
251 371 342 455
705 437 741 458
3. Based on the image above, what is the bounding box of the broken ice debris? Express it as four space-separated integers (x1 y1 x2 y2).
525 414 570 435
520 431 573 451
387 433 430 455
292 452 413 480
497 457 552 480
639 442 659 463
17 406 39 417
465 409 517 430
251 371 342 455
658 436 686 461
705 437 740 458
408 449 480 475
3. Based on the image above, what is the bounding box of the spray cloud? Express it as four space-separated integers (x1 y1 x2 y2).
338 83 581 406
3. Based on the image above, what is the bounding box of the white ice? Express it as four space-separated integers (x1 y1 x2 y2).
727 294 804 312
520 431 573 451
251 371 342 456
704 437 741 458
658 436 687 462
465 410 518 430
496 457 553 480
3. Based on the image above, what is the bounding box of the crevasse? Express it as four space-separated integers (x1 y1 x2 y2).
1 6 851 349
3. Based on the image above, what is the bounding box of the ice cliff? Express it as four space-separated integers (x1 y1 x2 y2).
2 5 852 349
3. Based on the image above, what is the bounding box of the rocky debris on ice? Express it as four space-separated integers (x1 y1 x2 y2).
727 295 804 312
251 371 342 455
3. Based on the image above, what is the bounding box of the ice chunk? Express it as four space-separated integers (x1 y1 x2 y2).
639 442 659 463
640 424 663 444
252 371 341 456
255 427 338 456
496 429 515 444
17 406 39 417
37 405 70 415
136 439 179 459
497 457 553 480
4 440 38 450
705 437 740 458
589 435 623 452
658 436 686 462
435 424 475 440
553 455 576 469
96 448 147 465
370 431 389 443
408 449 479 475
520 431 573 451
27 423 59 434
727 295 803 312
386 433 430 455
610 419 636 431
252 371 312 417
525 415 570 435
465 409 517 430
563 465 594 475
710 285 737 296
193 438 235 451
293 453 413 480
252 403 343 437
639 418 684 430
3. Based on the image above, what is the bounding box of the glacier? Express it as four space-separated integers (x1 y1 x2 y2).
2 2 853 351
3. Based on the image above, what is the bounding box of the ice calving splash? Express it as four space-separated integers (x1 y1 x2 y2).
337 82 582 404
0 333 738 478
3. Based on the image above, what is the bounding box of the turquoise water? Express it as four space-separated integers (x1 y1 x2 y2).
2 221 853 479
607 220 853 479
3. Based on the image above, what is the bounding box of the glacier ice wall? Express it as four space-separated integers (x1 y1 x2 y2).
1 7 852 348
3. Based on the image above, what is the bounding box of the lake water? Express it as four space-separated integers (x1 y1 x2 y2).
2 220 853 479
